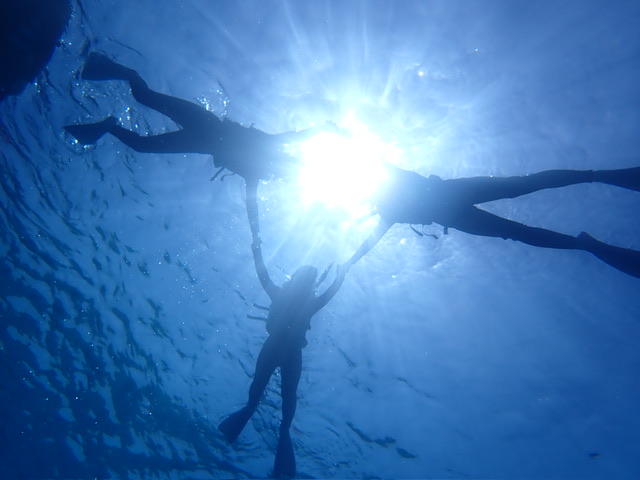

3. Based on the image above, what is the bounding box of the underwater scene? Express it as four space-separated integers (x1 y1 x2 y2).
1 0 640 478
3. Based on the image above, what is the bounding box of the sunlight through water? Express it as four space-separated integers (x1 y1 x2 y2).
292 112 397 229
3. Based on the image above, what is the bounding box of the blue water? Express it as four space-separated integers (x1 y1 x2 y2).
2 1 640 478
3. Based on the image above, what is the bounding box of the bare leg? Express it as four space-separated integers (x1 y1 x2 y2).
248 338 282 410
450 206 640 278
106 122 216 154
71 53 224 153
274 348 302 478
64 116 216 153
72 54 287 177
280 349 302 432
592 166 640 191
443 169 595 205
82 52 216 130
444 166 640 206
218 336 280 443
449 206 579 248
126 74 216 131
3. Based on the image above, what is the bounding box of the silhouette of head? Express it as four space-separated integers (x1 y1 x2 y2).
286 265 318 295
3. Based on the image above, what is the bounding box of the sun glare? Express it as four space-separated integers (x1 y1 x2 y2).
293 113 395 227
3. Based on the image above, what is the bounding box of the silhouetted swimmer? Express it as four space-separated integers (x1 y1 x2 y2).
64 52 336 182
348 164 640 278
219 179 348 478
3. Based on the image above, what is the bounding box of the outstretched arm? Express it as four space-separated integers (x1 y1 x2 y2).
315 263 348 310
246 178 278 299
313 220 391 310
345 220 393 268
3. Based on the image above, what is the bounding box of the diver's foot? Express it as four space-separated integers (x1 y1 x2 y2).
273 429 296 478
64 116 117 145
218 407 252 443
81 52 135 81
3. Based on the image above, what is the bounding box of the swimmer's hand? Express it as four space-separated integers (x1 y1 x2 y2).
336 262 350 278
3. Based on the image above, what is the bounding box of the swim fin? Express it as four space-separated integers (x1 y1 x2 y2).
81 52 135 81
64 117 117 145
594 166 640 192
273 429 296 478
218 407 253 443
578 231 640 279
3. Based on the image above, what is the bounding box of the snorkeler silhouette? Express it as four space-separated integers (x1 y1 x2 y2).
64 52 336 182
348 163 640 278
218 179 348 478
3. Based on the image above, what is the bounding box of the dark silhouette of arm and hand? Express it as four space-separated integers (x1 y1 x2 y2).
353 163 640 278
246 178 279 299
315 262 347 309
345 220 392 269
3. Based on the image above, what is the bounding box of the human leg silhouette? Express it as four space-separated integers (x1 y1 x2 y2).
65 116 214 153
449 206 579 248
577 232 640 278
105 122 215 154
445 167 640 205
448 206 640 278
82 52 214 129
444 169 593 205
273 348 302 478
64 117 118 145
66 53 221 153
219 337 280 443
592 166 640 191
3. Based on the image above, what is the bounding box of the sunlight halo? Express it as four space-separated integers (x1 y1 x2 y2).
292 114 396 227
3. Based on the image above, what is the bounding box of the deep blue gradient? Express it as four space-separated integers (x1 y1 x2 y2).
1 1 640 478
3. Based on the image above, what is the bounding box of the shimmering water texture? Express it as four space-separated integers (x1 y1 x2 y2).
2 1 640 479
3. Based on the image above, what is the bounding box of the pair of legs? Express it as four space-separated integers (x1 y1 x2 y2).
351 167 640 278
219 335 302 478
65 52 222 153
436 167 640 278
64 53 307 180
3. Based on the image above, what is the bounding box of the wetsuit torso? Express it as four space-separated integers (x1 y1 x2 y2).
266 290 319 350
209 119 295 181
375 164 481 228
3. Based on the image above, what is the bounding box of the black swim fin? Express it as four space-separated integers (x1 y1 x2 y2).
578 231 640 279
218 407 252 443
273 429 296 478
594 166 640 192
64 117 117 145
81 52 134 81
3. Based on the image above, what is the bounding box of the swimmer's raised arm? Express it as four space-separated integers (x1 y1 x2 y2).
245 178 278 298
346 220 393 268
314 263 348 310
